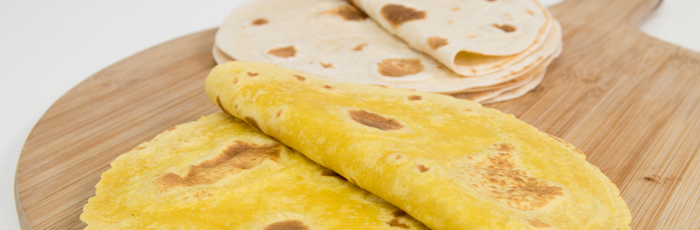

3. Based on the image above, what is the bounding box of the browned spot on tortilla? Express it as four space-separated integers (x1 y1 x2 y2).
463 108 473 112
322 4 368 21
492 143 513 152
252 18 269 25
135 146 145 150
247 72 259 77
157 141 281 190
395 154 402 160
372 84 389 88
377 58 424 77
216 96 232 114
380 4 426 28
454 153 564 211
407 95 422 101
268 46 296 58
526 9 535 16
466 34 477 38
451 7 460 11
387 218 409 228
493 24 517 32
427 37 449 50
245 116 261 130
276 109 284 118
417 164 430 173
392 210 408 218
323 85 333 89
264 220 310 230
349 110 404 131
320 62 334 68
526 219 551 228
232 78 238 84
352 43 367 51
293 75 306 81
321 169 348 181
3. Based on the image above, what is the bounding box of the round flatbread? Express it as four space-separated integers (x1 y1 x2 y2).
81 113 429 230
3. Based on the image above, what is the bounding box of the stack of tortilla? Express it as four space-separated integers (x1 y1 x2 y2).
213 0 562 103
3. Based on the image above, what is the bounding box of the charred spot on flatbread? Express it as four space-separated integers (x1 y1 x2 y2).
320 62 334 68
322 85 334 89
321 169 348 181
386 218 409 228
526 9 536 16
526 219 551 228
247 72 259 77
380 4 426 28
349 110 403 131
492 24 517 33
264 220 310 230
252 18 269 25
417 164 430 173
268 46 297 58
407 95 422 101
293 75 306 81
352 43 367 51
276 108 284 118
156 141 280 190
454 151 564 211
427 37 449 50
322 5 368 21
377 58 424 77
392 210 408 218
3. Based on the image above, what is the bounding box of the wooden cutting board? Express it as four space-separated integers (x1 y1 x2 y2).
15 0 700 229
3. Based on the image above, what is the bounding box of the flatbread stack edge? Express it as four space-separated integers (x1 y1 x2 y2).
214 0 563 103
205 61 632 230
81 112 429 230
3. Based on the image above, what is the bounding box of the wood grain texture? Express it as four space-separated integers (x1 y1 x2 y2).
15 0 700 229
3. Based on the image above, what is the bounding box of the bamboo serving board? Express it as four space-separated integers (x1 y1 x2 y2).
15 0 700 229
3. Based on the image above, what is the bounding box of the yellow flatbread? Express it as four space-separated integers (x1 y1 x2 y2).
81 113 429 230
206 61 631 230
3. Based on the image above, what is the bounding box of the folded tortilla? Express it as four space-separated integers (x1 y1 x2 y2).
351 0 553 76
215 0 561 94
81 113 429 230
205 61 631 229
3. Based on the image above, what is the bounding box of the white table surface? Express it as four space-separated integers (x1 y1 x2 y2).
1 0 698 228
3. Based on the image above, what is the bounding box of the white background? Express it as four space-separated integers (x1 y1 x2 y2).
1 0 698 229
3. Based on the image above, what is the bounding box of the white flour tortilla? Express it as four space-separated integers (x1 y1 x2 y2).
215 0 561 93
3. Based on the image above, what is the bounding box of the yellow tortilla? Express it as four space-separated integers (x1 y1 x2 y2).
81 113 429 230
205 61 631 230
